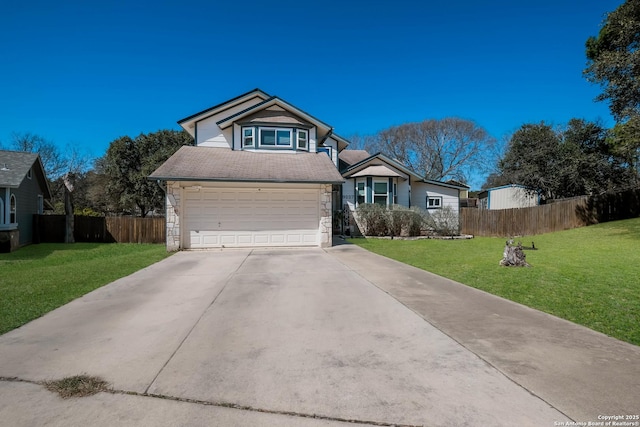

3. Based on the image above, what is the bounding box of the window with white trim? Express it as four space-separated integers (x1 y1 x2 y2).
427 196 442 209
242 127 254 147
10 194 16 223
259 128 292 147
356 182 365 206
373 181 388 206
297 129 308 150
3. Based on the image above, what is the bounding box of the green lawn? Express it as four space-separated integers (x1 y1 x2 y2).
0 243 172 335
351 218 640 346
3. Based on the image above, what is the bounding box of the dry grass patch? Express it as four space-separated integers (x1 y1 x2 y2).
44 374 110 398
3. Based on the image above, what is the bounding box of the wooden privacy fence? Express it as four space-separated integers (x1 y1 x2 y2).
460 188 640 237
34 215 166 244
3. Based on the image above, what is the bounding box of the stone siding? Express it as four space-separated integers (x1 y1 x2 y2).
320 184 332 247
165 182 180 251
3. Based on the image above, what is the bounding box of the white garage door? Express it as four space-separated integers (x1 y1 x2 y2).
184 187 320 248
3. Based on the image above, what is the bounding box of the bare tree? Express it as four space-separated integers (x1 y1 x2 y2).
8 132 66 179
367 118 496 182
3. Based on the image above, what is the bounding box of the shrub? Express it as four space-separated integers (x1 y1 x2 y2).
424 205 460 236
356 203 388 236
356 204 426 237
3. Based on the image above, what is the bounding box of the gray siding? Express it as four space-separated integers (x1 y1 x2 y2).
13 167 44 245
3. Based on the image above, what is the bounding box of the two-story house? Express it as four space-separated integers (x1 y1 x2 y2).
150 89 465 250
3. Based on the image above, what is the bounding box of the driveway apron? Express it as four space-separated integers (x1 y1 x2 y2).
0 248 571 426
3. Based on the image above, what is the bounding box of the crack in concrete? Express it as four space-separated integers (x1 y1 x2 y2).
325 249 575 424
0 376 425 427
143 250 254 395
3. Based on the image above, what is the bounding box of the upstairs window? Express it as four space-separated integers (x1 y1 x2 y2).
259 128 292 148
297 129 308 150
242 128 254 147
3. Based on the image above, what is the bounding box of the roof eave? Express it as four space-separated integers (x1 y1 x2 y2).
216 97 333 133
422 179 468 190
148 176 344 185
343 152 422 180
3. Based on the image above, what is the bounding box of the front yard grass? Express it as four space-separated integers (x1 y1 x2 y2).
351 217 640 346
0 243 171 335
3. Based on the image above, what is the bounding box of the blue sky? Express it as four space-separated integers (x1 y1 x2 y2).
0 0 623 187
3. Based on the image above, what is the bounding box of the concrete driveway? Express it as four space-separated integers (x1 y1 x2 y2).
0 244 636 426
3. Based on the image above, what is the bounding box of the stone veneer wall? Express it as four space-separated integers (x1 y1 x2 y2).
0 230 19 253
320 184 333 247
165 181 180 251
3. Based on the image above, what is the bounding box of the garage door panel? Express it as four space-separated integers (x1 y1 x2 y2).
184 187 320 248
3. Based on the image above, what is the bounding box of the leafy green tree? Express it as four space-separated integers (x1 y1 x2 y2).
563 118 634 194
584 0 640 121
495 120 633 200
100 130 193 217
610 115 640 185
498 122 563 200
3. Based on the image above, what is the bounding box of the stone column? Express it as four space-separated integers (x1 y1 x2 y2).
165 182 181 251
319 184 333 247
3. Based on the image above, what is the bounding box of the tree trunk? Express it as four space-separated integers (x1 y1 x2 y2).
64 188 74 243
63 173 75 244
500 241 530 267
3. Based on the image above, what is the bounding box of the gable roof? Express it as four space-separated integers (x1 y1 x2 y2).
342 152 423 181
0 150 51 198
178 89 350 151
349 165 408 179
339 150 371 166
177 88 271 126
342 152 468 190
216 96 332 131
149 146 344 184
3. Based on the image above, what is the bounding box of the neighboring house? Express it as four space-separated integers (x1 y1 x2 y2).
339 151 466 235
0 150 51 252
150 89 347 250
478 184 540 210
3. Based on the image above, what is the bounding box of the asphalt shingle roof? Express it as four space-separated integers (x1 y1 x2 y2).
150 146 345 184
0 150 40 187
338 150 371 166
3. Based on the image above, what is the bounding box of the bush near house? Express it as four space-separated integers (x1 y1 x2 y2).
355 204 460 237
